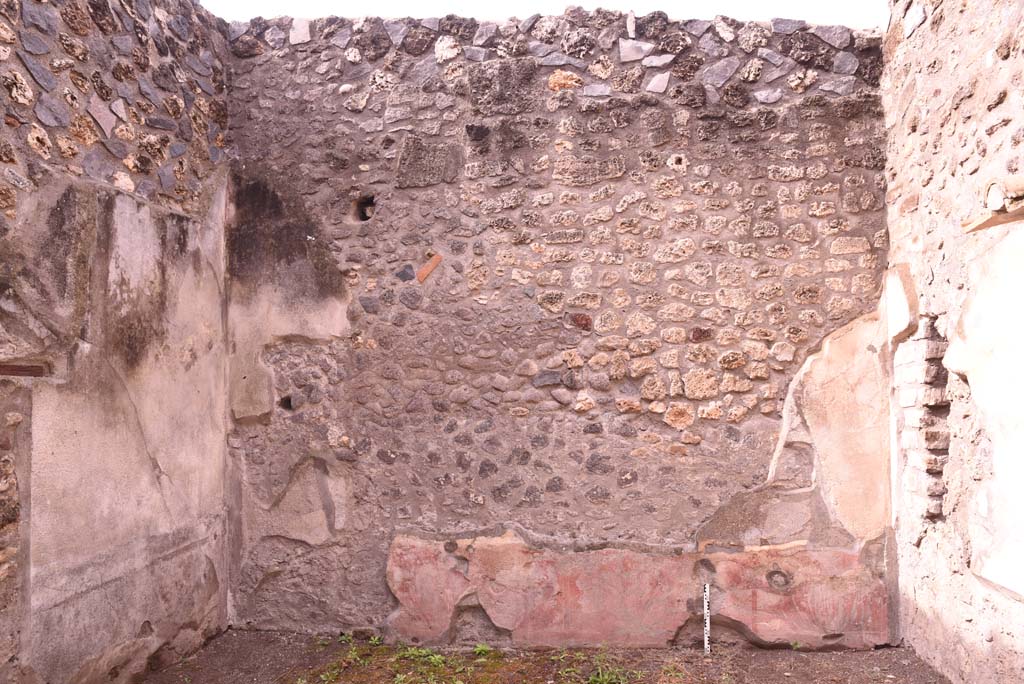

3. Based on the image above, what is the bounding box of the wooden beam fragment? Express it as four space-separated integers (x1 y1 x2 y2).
0 362 51 377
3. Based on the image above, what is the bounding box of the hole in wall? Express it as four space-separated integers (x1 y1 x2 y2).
278 395 294 411
666 153 688 171
766 569 792 590
352 195 375 222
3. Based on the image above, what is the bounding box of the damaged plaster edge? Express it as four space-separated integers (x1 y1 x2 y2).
228 346 275 425
763 287 900 544
770 262 922 483
227 334 345 425
227 289 351 424
766 355 815 486
267 332 346 346
765 267 904 490
391 522 703 556
386 522 871 559
31 158 218 221
763 308 878 492
885 263 918 535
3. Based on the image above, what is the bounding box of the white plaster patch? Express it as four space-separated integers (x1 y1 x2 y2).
108 194 160 304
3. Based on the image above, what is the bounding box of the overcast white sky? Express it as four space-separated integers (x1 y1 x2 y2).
203 0 890 29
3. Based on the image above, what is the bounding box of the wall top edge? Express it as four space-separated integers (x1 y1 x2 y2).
219 9 882 42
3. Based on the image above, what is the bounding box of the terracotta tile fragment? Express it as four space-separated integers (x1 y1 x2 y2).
416 254 442 283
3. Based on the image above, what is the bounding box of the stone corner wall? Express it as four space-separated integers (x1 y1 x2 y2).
221 8 894 652
0 0 233 681
883 1 1024 682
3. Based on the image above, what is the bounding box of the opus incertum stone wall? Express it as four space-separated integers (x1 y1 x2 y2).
224 8 893 652
0 1 910 681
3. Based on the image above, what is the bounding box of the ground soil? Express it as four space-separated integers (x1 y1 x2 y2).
140 630 953 684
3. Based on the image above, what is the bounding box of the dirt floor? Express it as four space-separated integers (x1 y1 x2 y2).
140 630 953 684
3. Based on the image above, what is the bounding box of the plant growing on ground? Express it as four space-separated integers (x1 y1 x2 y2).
344 645 366 666
585 652 636 684
472 643 494 657
317 662 342 683
587 664 632 684
395 645 446 667
558 665 582 682
658 662 690 682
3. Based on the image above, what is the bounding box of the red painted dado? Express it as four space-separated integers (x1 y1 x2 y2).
386 532 889 649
